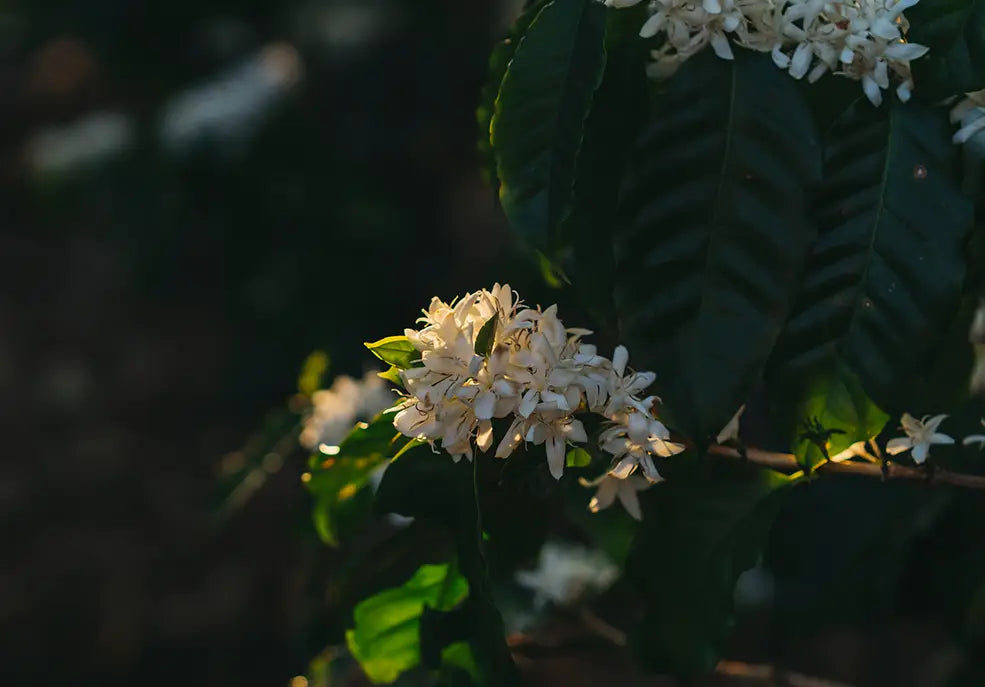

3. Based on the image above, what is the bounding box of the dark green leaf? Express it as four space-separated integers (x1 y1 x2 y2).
491 0 608 246
616 49 822 440
474 313 498 358
365 335 420 370
556 6 650 330
770 97 974 413
476 0 551 184
345 563 469 684
627 465 798 676
908 0 985 98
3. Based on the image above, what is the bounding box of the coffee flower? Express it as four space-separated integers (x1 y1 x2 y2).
886 412 954 464
384 285 684 518
609 0 929 106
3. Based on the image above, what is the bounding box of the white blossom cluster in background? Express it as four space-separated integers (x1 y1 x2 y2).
606 0 929 106
390 284 685 520
951 90 985 144
300 370 396 450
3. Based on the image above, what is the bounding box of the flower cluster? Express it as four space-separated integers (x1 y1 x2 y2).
951 89 985 144
607 0 929 106
390 284 684 517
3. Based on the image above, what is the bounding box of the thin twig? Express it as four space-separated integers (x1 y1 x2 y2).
707 444 985 490
715 660 855 687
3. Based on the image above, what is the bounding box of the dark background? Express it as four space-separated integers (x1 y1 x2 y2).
3 1 985 686
0 0 535 683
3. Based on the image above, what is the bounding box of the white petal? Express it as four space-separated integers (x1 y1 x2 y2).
547 435 565 480
639 455 663 483
702 0 722 13
565 418 588 444
639 12 665 38
930 433 955 445
885 437 913 455
772 45 791 69
473 390 496 420
518 389 539 418
862 75 883 106
710 31 734 60
883 41 929 62
589 478 618 512
476 420 494 453
612 345 629 376
617 482 643 520
790 42 813 79
963 434 985 446
911 442 929 464
609 455 637 479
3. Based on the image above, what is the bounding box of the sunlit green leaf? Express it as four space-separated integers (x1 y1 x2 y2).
364 336 420 370
378 365 404 387
566 447 592 467
345 563 469 684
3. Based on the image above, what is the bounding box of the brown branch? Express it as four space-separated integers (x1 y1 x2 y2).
707 444 985 490
715 660 855 687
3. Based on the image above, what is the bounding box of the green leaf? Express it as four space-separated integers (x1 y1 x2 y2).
556 6 650 330
476 0 551 184
376 453 520 685
615 49 822 441
345 563 469 684
474 313 498 358
298 349 330 396
305 414 401 546
770 97 974 412
491 0 608 247
565 447 592 467
440 642 480 684
626 465 798 677
908 0 985 98
378 365 404 387
787 361 889 470
365 336 420 370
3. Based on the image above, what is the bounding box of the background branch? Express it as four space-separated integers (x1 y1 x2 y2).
707 444 985 490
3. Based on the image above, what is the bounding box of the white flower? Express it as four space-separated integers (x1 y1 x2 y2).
610 0 930 102
388 285 681 496
514 541 619 609
300 371 395 450
604 345 658 417
579 473 654 520
886 413 955 464
830 440 877 462
962 418 985 448
600 411 685 482
715 404 745 445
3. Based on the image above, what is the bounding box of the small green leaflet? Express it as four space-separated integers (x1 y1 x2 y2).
474 312 498 358
365 335 420 370
566 447 592 468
